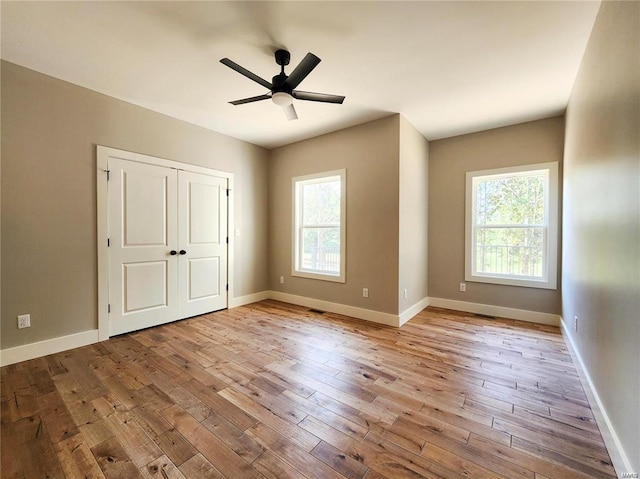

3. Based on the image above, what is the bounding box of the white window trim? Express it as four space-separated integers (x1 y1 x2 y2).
465 162 558 289
292 169 346 283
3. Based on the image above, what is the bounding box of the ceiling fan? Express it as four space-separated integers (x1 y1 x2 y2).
220 49 345 121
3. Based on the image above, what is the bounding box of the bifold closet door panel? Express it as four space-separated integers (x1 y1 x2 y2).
108 158 179 336
177 170 228 319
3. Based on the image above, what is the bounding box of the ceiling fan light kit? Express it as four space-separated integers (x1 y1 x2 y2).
220 49 345 121
271 92 293 106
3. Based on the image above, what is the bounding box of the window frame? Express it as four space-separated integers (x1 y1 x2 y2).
292 169 346 283
465 162 558 289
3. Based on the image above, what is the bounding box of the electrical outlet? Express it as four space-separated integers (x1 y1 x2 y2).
279 276 285 284
363 288 369 298
574 315 578 332
17 314 31 329
403 289 408 299
459 283 466 292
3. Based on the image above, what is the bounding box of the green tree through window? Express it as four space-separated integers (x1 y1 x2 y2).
475 173 545 277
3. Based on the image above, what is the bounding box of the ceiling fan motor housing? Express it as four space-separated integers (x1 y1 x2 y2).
272 73 290 93
274 49 291 66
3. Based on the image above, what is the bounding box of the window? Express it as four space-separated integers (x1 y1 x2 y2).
293 170 346 282
465 162 558 289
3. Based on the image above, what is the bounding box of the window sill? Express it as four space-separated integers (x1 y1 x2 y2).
465 273 557 290
292 270 346 283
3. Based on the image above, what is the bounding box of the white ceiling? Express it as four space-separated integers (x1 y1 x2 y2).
1 1 600 149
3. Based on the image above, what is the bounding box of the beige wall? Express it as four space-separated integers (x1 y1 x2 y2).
428 116 564 314
399 116 429 312
562 0 640 470
1 61 269 349
268 115 401 314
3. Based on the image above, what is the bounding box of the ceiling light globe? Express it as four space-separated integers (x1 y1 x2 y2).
272 92 293 106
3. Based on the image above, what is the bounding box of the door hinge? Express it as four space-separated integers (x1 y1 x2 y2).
226 189 230 197
226 237 229 244
106 170 110 181
108 304 111 313
226 284 229 291
107 238 110 247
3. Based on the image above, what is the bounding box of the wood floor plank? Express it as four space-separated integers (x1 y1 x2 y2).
178 453 226 479
55 433 106 479
420 440 512 479
141 454 187 479
0 301 617 479
493 417 613 473
308 391 386 431
299 414 360 452
137 383 176 412
251 450 308 479
130 403 173 439
92 436 146 479
363 469 391 479
32 367 57 395
311 439 369 479
1 410 26 479
78 417 116 449
512 436 616 478
164 385 213 422
468 433 601 479
361 432 462 479
282 389 369 442
218 385 320 452
419 430 536 479
62 354 110 400
94 395 164 468
201 410 267 462
268 362 397 425
246 422 348 479
229 381 309 425
505 405 608 451
161 404 264 479
8 413 46 446
18 433 66 479
253 368 317 399
37 390 80 444
484 380 593 417
154 428 198 466
180 378 258 430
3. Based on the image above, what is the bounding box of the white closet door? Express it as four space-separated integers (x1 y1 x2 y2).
178 170 228 318
108 158 178 335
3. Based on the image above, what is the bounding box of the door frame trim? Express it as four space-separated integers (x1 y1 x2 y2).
96 145 234 340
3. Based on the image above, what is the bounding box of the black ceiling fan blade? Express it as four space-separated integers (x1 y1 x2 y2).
283 103 298 121
293 90 345 104
284 53 321 89
220 58 272 90
229 94 272 106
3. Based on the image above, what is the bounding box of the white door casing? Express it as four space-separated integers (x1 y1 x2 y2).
97 146 232 339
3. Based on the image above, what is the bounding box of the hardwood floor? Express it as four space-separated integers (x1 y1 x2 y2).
1 300 616 479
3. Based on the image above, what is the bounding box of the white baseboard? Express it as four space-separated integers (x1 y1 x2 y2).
428 297 560 326
269 291 400 327
560 318 633 476
0 294 559 367
399 297 430 326
228 291 271 308
0 329 100 367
